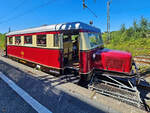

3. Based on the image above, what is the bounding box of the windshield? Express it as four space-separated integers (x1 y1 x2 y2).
88 33 103 48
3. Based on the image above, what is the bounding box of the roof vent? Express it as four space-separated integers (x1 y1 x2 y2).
89 21 93 25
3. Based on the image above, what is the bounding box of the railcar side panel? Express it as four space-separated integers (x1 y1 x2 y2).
7 45 62 69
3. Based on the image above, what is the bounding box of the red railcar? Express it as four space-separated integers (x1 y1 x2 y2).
6 22 133 81
6 22 142 106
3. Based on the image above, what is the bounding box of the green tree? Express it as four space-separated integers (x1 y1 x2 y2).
148 21 150 31
120 24 126 33
140 16 148 31
139 16 149 37
133 20 139 32
126 27 134 37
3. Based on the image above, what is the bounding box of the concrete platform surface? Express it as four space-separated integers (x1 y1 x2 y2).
0 56 147 113
0 78 37 113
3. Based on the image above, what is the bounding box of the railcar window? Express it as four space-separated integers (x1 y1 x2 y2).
63 35 71 42
9 37 13 44
15 36 21 45
99 35 103 45
88 33 103 48
24 36 32 45
37 35 46 47
54 34 59 47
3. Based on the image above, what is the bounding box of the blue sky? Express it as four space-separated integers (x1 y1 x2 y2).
0 0 149 33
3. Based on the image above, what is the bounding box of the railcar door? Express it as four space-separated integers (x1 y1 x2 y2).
62 31 80 70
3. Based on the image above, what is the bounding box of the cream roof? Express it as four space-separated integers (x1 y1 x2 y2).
6 22 101 36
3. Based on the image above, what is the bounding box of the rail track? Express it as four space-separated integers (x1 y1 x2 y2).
134 56 150 65
134 55 150 92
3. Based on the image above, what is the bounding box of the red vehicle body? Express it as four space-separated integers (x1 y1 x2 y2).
6 22 132 81
7 45 61 69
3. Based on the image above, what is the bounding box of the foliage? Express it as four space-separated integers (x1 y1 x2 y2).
103 16 150 56
120 24 126 33
0 33 5 50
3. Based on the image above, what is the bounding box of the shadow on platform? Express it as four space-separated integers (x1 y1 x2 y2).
0 60 113 113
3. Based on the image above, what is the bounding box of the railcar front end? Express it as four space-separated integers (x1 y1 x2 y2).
79 31 133 81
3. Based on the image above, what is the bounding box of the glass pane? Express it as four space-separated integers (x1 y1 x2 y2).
24 36 32 44
9 37 13 44
37 35 46 47
63 35 71 42
88 33 103 48
15 36 21 45
54 34 59 47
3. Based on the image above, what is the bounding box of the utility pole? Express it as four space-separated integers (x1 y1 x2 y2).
82 0 111 41
8 27 11 32
107 0 112 41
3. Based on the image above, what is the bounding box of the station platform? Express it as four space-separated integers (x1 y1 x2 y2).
0 56 146 113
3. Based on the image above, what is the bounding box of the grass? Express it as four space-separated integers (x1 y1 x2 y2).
102 34 150 56
0 34 5 50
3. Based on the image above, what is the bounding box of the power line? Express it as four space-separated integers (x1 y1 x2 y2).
0 0 27 20
0 0 56 25
82 0 98 18
86 6 98 18
11 0 26 11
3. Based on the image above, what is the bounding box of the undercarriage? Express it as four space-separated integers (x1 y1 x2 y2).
88 70 144 109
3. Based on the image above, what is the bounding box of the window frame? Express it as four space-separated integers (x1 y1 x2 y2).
88 33 103 48
54 34 59 47
8 37 13 45
24 35 32 45
37 35 47 47
15 36 21 45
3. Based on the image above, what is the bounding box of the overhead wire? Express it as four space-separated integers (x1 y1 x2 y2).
82 0 98 18
0 0 27 20
86 6 98 18
0 0 56 25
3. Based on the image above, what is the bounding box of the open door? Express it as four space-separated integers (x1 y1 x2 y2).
62 31 80 70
